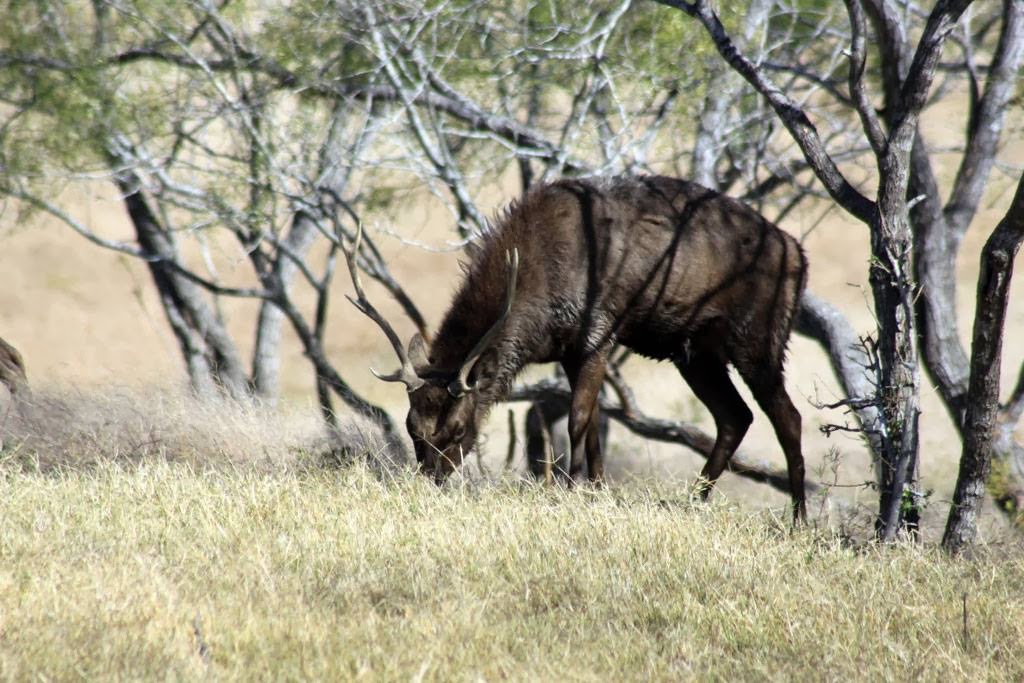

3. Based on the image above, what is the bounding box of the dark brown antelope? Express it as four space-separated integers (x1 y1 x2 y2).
349 175 809 520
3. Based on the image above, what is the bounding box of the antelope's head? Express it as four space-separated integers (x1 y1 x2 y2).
345 224 517 482
398 333 490 482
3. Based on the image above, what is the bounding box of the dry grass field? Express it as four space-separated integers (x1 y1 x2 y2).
2 450 1024 680
2 458 1024 680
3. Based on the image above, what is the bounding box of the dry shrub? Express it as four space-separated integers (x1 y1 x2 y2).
0 384 398 474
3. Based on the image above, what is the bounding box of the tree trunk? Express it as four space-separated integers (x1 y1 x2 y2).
870 219 923 540
859 0 971 538
943 174 1024 553
910 136 970 424
114 172 251 401
251 212 320 403
872 157 924 540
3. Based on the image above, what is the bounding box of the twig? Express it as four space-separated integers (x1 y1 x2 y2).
962 591 970 650
193 612 211 667
504 409 517 472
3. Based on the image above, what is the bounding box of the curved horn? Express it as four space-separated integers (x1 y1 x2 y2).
345 223 426 392
448 247 519 397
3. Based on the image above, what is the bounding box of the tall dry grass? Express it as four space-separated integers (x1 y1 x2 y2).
1 387 1023 680
2 464 1023 680
0 384 391 473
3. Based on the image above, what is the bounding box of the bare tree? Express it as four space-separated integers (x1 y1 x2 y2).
943 172 1024 553
653 0 1024 542
0 1 424 449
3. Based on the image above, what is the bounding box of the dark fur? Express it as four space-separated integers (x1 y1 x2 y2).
404 175 809 519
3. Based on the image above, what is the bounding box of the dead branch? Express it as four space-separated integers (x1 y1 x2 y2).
508 378 821 496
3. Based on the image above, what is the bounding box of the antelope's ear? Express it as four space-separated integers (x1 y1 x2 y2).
407 332 430 372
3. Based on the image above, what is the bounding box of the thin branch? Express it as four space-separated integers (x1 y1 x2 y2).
8 187 146 258
365 10 487 237
844 0 887 157
944 0 1024 236
1003 359 1024 426
652 0 876 223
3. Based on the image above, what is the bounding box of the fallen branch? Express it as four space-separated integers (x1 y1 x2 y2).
508 378 821 495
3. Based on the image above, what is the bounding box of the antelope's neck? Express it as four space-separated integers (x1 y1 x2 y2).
431 305 530 404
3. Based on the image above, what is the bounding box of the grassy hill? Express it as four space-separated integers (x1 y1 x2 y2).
2 448 1022 680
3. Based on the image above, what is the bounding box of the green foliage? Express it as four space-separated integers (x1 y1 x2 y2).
256 1 376 84
441 1 709 94
0 2 189 178
0 0 717 201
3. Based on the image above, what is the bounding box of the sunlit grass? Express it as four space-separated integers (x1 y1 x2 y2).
2 460 1022 681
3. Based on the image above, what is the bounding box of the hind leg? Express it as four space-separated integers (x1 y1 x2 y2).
675 353 753 499
736 363 806 523
562 352 608 484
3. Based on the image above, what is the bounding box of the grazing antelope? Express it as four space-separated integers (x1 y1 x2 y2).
349 175 809 520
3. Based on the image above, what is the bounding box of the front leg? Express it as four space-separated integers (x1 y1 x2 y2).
562 351 609 483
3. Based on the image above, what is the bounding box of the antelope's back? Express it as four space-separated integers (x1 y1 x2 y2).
522 175 806 361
